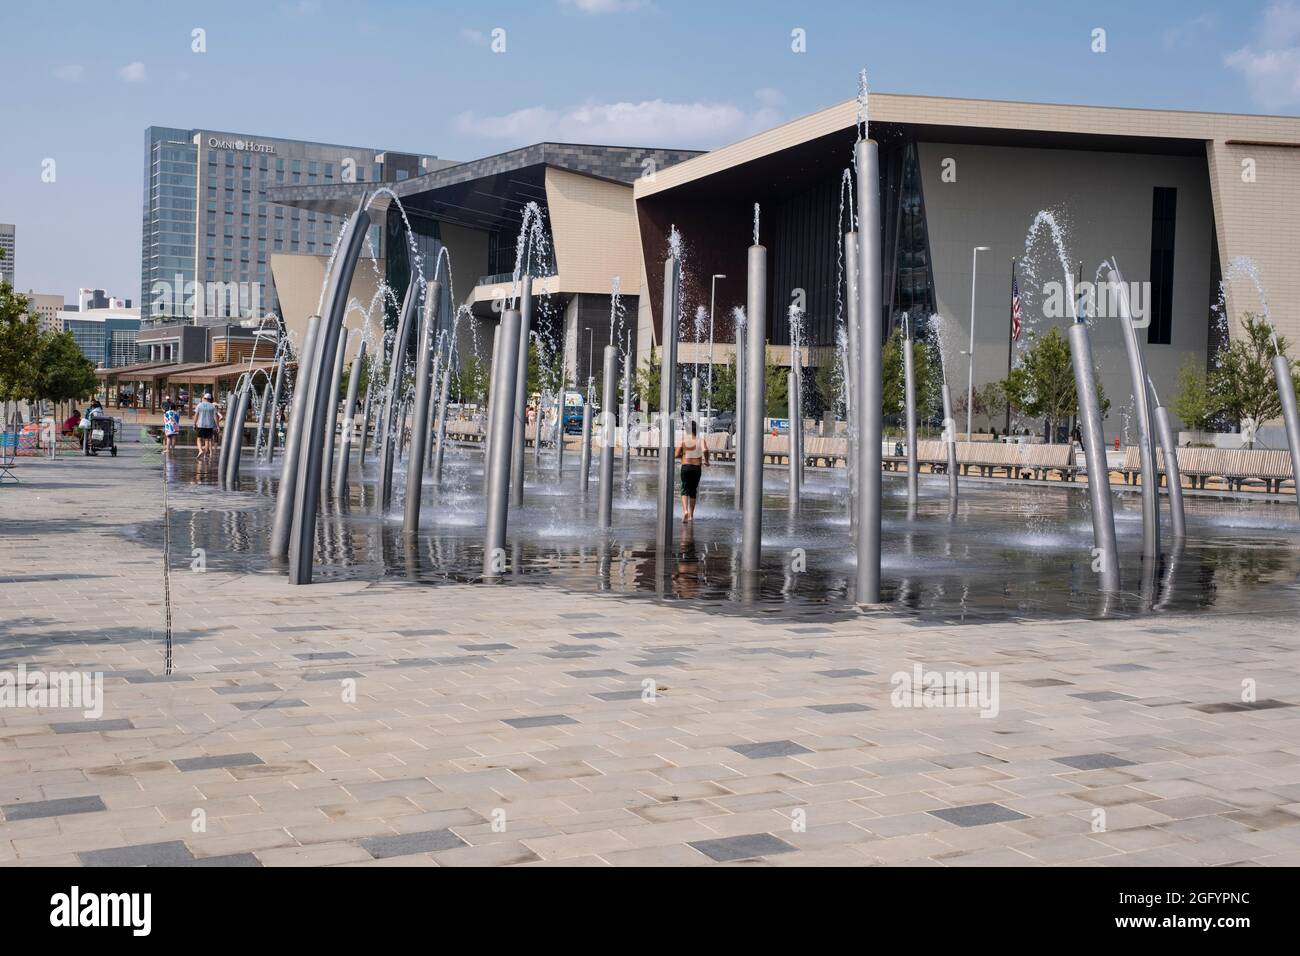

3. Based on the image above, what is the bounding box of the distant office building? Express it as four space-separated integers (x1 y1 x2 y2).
25 292 66 333
0 223 14 285
141 127 443 325
62 305 142 368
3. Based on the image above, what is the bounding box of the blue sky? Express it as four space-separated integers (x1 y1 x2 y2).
2 0 1297 303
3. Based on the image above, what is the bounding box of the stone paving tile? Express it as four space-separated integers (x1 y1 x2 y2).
1 796 107 821
928 803 1030 828
360 829 468 859
688 832 797 862
173 753 264 772
79 840 196 866
5 448 1300 867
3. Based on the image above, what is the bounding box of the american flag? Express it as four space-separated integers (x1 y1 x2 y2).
1011 271 1022 341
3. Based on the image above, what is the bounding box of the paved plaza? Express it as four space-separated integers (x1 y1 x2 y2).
3 447 1300 867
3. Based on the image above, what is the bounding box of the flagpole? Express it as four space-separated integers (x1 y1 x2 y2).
1005 256 1015 436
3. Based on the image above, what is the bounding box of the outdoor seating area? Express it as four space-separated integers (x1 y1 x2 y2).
1116 445 1296 494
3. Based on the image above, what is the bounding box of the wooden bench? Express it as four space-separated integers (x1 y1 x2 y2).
1117 445 1294 493
884 439 1077 480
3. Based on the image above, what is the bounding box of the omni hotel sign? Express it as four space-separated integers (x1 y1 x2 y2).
206 136 276 154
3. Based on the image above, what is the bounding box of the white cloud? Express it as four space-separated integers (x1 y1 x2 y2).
118 61 146 83
558 0 646 13
454 97 781 149
1162 14 1217 50
53 64 84 82
1226 1 1300 108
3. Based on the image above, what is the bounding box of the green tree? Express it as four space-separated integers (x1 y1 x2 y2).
1171 354 1219 433
813 359 841 414
765 348 788 418
0 281 42 408
36 331 97 404
708 358 737 412
1001 326 1105 443
1211 314 1297 427
634 347 661 410
453 355 488 406
882 331 942 422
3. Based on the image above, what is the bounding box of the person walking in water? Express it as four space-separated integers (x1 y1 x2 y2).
675 419 708 523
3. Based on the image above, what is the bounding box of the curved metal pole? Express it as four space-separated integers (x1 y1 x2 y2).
270 315 320 557
289 198 370 585
378 279 421 513
655 257 680 556
741 244 766 572
553 392 565 476
483 325 500 497
484 309 522 579
403 281 440 534
217 390 238 484
357 373 374 465
854 138 883 603
335 339 367 497
598 345 617 528
1272 353 1300 520
1069 321 1121 591
1110 263 1159 562
253 366 273 463
224 376 254 488
511 276 534 508
263 351 287 463
320 328 349 497
432 348 451 484
1149 382 1186 541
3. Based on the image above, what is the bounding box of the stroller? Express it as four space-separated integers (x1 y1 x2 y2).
85 416 118 457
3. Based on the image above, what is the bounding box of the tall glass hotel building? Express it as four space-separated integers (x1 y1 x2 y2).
141 127 435 324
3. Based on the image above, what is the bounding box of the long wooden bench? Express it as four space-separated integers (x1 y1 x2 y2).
885 440 1077 480
1118 445 1295 493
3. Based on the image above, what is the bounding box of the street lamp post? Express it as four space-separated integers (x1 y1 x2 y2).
966 245 990 439
708 273 725 423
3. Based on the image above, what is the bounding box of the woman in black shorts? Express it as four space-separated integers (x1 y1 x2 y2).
675 420 708 522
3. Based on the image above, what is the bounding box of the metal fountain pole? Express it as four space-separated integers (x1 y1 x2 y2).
741 243 766 573
511 275 534 509
655 256 681 557
1273 350 1300 520
270 315 320 557
288 198 370 585
319 328 349 496
787 368 801 510
903 313 918 505
336 339 366 494
620 330 632 478
253 367 273 463
483 324 500 496
553 392 565 476
432 343 451 484
403 281 440 534
378 280 421 513
845 231 861 526
734 315 746 510
357 370 375 464
217 391 237 484
1068 318 1121 591
939 358 960 500
580 401 593 492
263 350 287 463
425 343 442 471
1110 261 1160 562
598 345 617 528
224 376 254 487
1148 379 1186 541
854 138 883 604
483 309 522 579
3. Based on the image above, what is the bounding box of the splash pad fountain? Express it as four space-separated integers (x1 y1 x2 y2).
154 70 1300 626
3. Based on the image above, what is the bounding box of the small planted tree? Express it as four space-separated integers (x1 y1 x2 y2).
1171 354 1219 437
1002 326 1106 442
1212 314 1298 428
36 331 97 406
882 330 942 424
